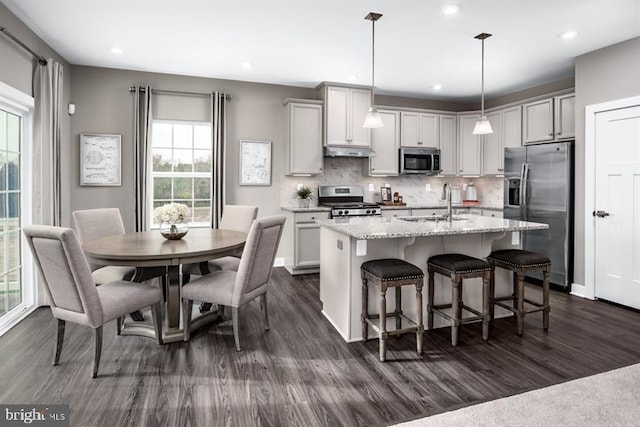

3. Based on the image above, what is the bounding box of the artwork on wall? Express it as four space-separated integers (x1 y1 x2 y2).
239 140 272 186
80 133 122 186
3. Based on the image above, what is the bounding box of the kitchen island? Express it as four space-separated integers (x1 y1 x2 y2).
317 215 548 342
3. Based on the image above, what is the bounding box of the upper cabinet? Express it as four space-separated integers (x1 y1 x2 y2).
367 110 400 176
522 93 575 144
400 112 439 147
319 84 372 147
482 106 522 176
458 114 482 176
439 114 457 176
284 99 323 175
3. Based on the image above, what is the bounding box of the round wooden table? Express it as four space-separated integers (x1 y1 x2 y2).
83 229 246 343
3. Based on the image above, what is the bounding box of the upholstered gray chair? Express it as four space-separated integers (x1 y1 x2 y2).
182 215 285 351
183 205 258 276
23 225 164 378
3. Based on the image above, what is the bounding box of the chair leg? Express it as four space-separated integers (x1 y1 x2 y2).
543 268 551 331
379 285 388 362
427 270 435 331
116 317 123 335
361 276 369 341
516 273 526 336
489 263 496 321
53 319 65 366
92 326 103 379
416 281 424 355
482 272 490 341
182 299 193 341
151 302 164 345
512 271 519 317
395 286 402 330
232 307 241 352
451 277 461 347
260 294 270 331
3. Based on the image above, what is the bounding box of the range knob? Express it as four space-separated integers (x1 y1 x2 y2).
366 209 371 214
337 210 343 216
344 210 349 215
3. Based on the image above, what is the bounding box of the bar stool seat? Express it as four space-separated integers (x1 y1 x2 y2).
361 259 424 362
427 253 491 346
488 249 551 336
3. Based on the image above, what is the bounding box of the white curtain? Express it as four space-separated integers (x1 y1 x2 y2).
133 86 152 232
32 59 63 226
210 92 228 228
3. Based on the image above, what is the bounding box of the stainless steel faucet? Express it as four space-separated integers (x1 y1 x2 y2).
441 182 452 223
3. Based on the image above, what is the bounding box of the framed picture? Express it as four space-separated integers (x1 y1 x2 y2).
380 187 392 202
80 133 122 186
239 140 272 186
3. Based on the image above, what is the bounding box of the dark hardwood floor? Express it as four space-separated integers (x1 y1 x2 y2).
2 268 640 427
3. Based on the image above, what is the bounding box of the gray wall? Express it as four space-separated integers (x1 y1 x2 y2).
0 2 72 224
573 36 640 286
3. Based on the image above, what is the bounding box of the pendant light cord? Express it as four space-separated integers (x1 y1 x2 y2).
371 18 375 106
480 37 485 116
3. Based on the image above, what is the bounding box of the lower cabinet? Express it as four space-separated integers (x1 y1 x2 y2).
411 208 446 217
381 209 411 218
482 209 503 218
283 211 330 275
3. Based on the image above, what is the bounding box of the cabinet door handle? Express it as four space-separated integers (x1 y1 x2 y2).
311 216 316 220
548 133 553 136
417 141 423 145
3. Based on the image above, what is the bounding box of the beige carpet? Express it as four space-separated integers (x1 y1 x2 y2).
393 363 640 426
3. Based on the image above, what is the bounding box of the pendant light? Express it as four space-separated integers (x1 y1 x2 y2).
472 32 494 135
363 12 384 128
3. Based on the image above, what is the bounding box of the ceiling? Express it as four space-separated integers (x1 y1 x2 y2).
2 0 639 102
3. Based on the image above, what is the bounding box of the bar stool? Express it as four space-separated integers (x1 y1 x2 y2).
488 249 551 336
427 253 491 346
361 259 424 362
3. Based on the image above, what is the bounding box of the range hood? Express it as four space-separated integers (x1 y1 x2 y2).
323 146 376 158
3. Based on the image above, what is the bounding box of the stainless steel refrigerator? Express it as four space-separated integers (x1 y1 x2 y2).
504 141 573 290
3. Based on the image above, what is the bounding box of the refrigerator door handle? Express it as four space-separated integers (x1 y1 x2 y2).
518 163 526 219
521 163 530 220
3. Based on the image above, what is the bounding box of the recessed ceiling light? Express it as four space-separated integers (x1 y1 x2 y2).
442 5 460 15
559 31 577 40
241 61 252 70
109 46 123 54
432 84 443 90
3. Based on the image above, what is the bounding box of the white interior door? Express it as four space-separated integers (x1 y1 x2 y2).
594 105 640 308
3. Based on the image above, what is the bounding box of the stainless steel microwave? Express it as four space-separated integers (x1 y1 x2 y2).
399 147 442 175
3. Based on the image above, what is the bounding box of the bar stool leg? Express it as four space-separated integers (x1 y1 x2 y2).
427 270 435 330
416 281 424 354
482 272 490 341
395 287 402 330
543 268 550 331
379 285 388 362
361 275 368 341
516 273 526 336
512 271 519 317
489 263 496 321
451 276 461 346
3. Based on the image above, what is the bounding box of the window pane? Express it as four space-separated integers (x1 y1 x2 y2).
7 194 19 226
6 112 19 152
173 149 193 172
173 124 192 149
194 178 210 199
193 125 211 149
0 230 21 315
152 123 172 148
194 150 211 172
153 177 172 199
173 177 192 199
0 194 5 218
7 154 19 190
193 200 210 223
152 150 172 172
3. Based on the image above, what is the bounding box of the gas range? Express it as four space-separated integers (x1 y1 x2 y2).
318 186 382 218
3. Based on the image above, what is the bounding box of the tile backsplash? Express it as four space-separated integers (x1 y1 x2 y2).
281 158 504 208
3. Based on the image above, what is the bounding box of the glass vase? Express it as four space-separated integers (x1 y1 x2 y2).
160 220 189 240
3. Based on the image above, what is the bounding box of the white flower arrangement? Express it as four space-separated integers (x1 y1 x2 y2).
153 202 191 224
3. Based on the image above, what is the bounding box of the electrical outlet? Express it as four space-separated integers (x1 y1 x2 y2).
368 183 375 191
425 183 431 192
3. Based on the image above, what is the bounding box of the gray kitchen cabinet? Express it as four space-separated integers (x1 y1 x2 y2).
523 93 574 144
411 208 446 217
382 209 411 218
284 98 323 175
320 84 372 147
368 110 400 176
458 114 482 176
400 112 439 147
283 210 331 275
482 106 522 175
439 114 458 175
482 209 503 218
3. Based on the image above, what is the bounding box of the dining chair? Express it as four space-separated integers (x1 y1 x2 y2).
183 205 258 277
181 215 286 351
23 225 164 378
72 208 167 322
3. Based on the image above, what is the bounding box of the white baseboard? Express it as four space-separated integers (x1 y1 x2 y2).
570 282 594 299
0 305 38 337
273 257 285 267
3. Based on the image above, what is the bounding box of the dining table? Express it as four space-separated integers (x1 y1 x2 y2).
82 228 246 343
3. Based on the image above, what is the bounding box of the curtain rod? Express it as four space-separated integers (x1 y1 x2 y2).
129 86 232 101
0 25 48 66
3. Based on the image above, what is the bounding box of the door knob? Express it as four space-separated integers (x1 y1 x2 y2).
593 210 610 217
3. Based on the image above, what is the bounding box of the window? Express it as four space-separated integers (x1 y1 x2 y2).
150 120 212 227
0 82 34 336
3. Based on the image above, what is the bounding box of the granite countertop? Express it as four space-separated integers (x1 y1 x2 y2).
316 215 548 240
281 204 502 213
